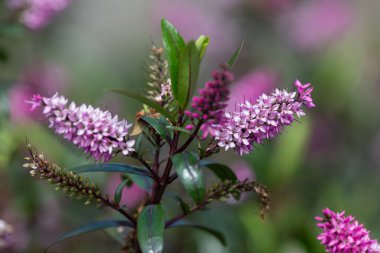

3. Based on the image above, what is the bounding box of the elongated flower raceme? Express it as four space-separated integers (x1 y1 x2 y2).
185 66 234 138
26 93 135 162
215 80 315 155
316 208 380 253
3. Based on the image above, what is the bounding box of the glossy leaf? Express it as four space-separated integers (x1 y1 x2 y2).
199 160 237 181
166 125 191 135
141 116 173 143
47 220 134 249
195 35 209 59
114 179 128 204
227 40 244 67
137 205 165 253
161 18 185 105
110 88 176 123
172 152 205 204
177 41 200 109
168 220 227 247
71 163 151 177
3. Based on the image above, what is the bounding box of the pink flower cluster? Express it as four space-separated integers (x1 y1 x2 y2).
26 93 135 162
185 67 234 138
7 0 70 30
316 208 380 253
215 80 315 155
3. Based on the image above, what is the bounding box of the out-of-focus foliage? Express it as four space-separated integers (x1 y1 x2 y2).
1 0 380 252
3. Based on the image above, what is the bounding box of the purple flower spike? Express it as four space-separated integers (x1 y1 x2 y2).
186 66 234 138
215 80 315 155
26 93 135 162
316 208 380 253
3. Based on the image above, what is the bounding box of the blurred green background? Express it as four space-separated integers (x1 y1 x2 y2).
1 0 380 252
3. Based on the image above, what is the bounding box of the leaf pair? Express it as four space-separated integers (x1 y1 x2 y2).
161 18 209 110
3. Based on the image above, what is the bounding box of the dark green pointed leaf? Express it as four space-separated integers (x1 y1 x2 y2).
141 116 173 143
166 125 191 135
199 160 237 181
137 205 165 253
109 88 176 123
175 196 190 215
114 179 128 204
128 174 153 193
71 163 152 177
168 220 227 247
195 35 209 59
177 41 201 109
172 152 205 204
47 220 134 249
227 40 244 67
163 192 191 215
161 18 185 104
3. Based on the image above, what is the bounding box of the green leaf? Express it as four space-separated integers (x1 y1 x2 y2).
163 192 191 215
199 160 237 181
137 205 165 253
227 40 244 67
166 125 191 135
114 179 128 204
141 116 173 143
128 174 153 193
47 220 134 249
172 152 205 204
177 41 201 109
161 18 185 105
71 163 151 177
168 220 227 247
195 35 209 59
109 88 176 123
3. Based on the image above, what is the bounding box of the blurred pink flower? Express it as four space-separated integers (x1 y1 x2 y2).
232 160 255 181
251 0 293 14
8 63 68 122
227 160 255 204
7 0 70 30
106 174 147 210
279 0 353 51
226 68 277 112
152 0 237 55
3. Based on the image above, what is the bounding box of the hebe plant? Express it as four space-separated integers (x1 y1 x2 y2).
23 18 314 253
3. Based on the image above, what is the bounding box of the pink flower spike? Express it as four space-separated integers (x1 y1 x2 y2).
185 66 234 138
215 80 315 155
26 93 134 162
316 208 380 253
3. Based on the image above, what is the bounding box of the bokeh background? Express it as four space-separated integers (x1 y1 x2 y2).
1 0 380 252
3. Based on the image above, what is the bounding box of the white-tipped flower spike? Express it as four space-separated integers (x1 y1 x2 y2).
215 80 315 155
26 93 135 162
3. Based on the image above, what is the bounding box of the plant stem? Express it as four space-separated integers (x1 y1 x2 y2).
150 134 161 203
176 120 203 153
165 200 208 227
151 113 184 204
98 196 137 226
130 152 159 181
